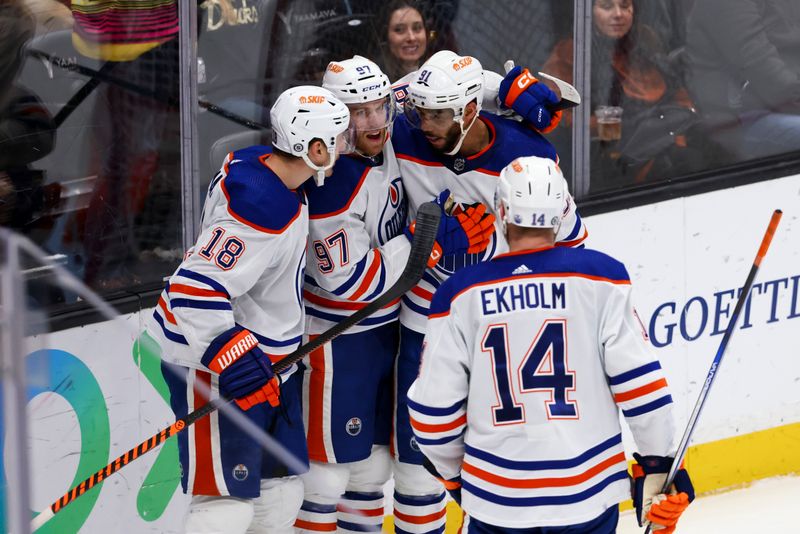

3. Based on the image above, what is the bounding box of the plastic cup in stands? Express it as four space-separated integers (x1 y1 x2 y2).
596 106 623 141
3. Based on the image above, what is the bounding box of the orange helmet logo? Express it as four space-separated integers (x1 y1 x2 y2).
511 159 523 173
328 63 344 73
299 95 326 104
452 56 474 71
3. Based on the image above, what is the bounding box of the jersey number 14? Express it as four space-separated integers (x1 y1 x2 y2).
481 320 577 424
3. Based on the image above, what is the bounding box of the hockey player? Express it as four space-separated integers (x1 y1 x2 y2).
407 156 695 533
389 51 588 533
297 56 495 533
150 85 353 534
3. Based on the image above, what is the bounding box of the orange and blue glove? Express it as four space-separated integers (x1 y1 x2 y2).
499 66 562 133
405 190 495 268
201 326 281 411
631 453 695 534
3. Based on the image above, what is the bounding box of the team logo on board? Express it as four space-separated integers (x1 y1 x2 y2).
233 464 249 481
346 417 362 436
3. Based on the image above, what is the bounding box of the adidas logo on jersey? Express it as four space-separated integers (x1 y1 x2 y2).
512 264 532 275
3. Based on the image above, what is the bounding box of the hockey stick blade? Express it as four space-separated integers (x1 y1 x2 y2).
536 72 581 111
502 60 581 112
31 201 441 532
643 209 782 534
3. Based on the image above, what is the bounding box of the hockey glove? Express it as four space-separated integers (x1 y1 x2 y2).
631 453 695 534
405 190 496 267
422 456 462 506
201 326 281 411
499 66 562 133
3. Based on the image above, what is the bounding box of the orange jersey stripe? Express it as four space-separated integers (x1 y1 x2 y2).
168 284 228 299
348 253 383 302
462 452 626 489
294 519 337 531
394 507 447 525
411 285 434 301
614 378 668 403
158 296 177 325
304 290 400 311
192 371 220 496
306 339 329 463
410 413 467 433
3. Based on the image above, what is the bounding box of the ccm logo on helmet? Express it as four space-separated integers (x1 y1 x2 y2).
362 84 382 92
299 95 326 104
452 56 474 71
328 63 344 73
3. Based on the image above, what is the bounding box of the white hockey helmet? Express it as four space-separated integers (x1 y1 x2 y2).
270 85 353 186
404 50 484 155
323 55 391 104
322 55 396 136
495 156 567 235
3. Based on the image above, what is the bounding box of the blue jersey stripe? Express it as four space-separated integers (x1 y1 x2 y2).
392 491 445 507
176 268 230 297
563 213 583 241
169 299 233 311
300 500 337 514
341 491 385 501
462 470 629 507
305 307 399 326
363 260 387 302
401 295 430 317
407 397 465 417
465 433 622 471
622 395 673 417
153 311 189 345
608 361 662 386
415 431 465 446
336 520 381 532
252 332 302 348
331 254 368 297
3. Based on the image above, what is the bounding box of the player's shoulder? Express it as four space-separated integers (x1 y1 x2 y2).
482 112 559 164
429 260 505 315
432 247 631 314
494 247 631 283
221 146 303 233
304 154 371 218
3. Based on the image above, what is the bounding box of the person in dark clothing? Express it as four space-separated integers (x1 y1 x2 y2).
686 0 800 160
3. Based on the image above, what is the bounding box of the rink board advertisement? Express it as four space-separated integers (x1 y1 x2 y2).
3 175 799 532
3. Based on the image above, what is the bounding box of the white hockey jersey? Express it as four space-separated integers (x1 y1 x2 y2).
392 113 588 332
303 140 410 335
407 246 676 528
150 146 307 375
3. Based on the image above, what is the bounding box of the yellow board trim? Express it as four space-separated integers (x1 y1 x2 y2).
382 422 800 532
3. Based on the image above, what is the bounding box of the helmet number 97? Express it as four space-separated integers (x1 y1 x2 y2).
356 65 372 75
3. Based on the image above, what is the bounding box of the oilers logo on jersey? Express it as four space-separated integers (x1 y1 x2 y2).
232 464 249 481
346 417 363 436
378 176 407 245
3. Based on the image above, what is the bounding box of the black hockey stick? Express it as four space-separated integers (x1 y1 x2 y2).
643 209 782 534
31 202 441 531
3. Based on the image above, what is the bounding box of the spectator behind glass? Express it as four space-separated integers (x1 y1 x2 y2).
378 0 429 82
686 0 800 161
542 0 701 190
73 0 182 291
0 0 59 232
